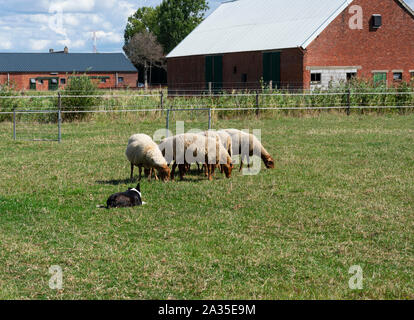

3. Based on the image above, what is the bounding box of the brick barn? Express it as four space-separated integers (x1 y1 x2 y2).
0 47 138 91
167 0 414 92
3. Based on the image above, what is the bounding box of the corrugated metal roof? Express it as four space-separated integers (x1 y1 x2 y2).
0 53 137 73
167 0 354 58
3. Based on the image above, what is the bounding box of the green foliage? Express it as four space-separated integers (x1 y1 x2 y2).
157 0 209 54
61 74 100 122
124 0 209 54
124 7 159 44
0 85 19 122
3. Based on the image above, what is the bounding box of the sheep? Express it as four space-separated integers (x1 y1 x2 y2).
126 134 171 182
159 133 233 181
198 130 233 174
224 129 275 171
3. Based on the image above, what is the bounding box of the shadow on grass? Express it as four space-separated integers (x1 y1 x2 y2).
95 179 135 186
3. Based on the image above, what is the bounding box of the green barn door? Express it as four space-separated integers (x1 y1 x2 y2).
48 78 59 91
205 55 223 91
213 55 223 91
263 52 280 88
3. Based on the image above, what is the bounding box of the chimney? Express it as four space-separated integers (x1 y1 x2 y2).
64 46 69 54
49 49 54 53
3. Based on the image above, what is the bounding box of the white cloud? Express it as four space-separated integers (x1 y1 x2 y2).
0 0 222 52
30 39 51 50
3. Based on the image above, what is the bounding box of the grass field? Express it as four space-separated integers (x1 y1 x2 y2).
0 113 413 299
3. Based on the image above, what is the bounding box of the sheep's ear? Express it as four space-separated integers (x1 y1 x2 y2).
136 183 141 192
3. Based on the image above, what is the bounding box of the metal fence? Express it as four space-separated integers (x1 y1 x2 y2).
1 90 413 142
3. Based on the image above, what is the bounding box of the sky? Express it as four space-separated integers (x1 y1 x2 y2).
0 0 413 53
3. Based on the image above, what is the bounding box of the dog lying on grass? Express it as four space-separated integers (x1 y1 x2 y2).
98 184 145 209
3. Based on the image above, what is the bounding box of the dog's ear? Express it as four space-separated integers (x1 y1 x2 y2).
136 183 141 192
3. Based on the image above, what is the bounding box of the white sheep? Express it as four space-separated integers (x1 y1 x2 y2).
198 130 233 174
126 134 171 182
159 133 233 181
224 129 275 171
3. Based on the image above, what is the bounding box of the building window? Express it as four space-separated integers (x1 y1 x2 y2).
241 73 248 83
39 79 44 85
311 73 321 84
118 77 124 83
347 72 357 81
60 78 66 85
373 72 387 85
372 14 382 29
393 72 403 81
29 79 36 90
101 78 107 83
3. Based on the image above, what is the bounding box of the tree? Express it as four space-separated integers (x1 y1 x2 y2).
123 30 165 86
156 0 209 54
124 7 159 44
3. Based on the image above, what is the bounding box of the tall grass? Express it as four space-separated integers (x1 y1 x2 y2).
0 79 413 123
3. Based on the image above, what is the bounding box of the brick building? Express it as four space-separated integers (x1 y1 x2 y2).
167 0 414 92
0 48 138 91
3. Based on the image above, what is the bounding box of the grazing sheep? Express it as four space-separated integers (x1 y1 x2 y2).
199 130 233 174
126 134 171 182
224 129 275 171
160 133 233 181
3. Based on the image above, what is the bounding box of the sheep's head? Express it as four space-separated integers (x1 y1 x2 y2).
222 164 232 178
158 165 171 182
262 155 275 169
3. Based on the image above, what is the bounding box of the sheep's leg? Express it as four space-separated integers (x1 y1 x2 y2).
130 163 134 180
138 166 143 181
178 164 186 181
171 162 177 180
147 168 152 182
239 158 244 172
154 169 159 181
207 165 213 181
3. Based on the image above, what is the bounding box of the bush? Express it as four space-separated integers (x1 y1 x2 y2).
61 74 101 122
0 84 21 122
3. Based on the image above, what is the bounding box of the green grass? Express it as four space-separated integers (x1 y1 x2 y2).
0 113 413 300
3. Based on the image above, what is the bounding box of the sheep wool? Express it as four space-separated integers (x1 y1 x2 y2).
161 133 233 180
225 129 275 170
126 134 170 181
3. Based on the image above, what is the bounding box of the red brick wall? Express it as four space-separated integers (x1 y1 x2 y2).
167 55 205 93
0 72 138 90
167 48 304 91
304 0 414 86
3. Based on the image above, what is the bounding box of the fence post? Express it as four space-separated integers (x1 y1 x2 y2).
166 109 170 137
256 91 260 117
58 92 62 143
208 108 212 130
13 109 16 140
347 88 351 116
209 82 212 95
160 91 164 110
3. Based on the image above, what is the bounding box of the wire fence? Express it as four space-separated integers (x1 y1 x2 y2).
1 89 413 142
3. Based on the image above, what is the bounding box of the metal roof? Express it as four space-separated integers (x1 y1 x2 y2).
168 0 414 58
0 53 137 73
167 0 356 58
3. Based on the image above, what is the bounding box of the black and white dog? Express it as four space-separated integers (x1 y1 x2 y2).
104 183 144 209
